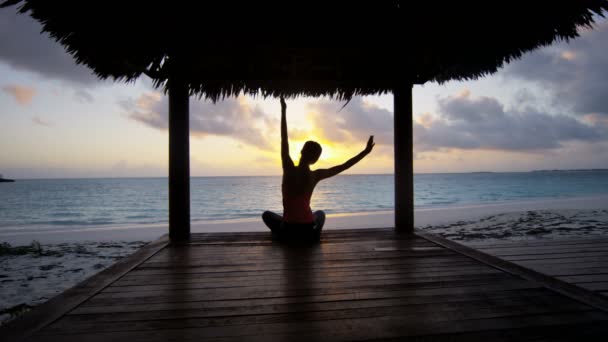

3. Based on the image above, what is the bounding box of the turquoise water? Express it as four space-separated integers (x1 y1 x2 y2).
0 171 607 230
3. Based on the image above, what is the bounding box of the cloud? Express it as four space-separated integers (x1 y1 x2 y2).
302 92 606 155
0 9 99 85
502 19 608 116
122 85 608 159
74 89 95 103
414 92 606 152
253 156 277 165
2 84 35 105
123 93 275 151
31 116 51 127
583 113 608 128
111 160 128 171
305 97 393 145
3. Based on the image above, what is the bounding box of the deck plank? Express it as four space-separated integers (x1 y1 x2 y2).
30 311 608 342
471 238 608 298
1 229 606 341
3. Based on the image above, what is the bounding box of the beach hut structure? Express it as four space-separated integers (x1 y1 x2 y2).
2 1 607 241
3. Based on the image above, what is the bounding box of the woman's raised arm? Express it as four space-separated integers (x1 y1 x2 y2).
280 97 294 168
314 136 375 181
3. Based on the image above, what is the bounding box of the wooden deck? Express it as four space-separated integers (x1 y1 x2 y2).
3 229 608 341
468 237 608 296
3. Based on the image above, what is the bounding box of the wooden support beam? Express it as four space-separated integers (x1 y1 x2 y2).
394 84 414 232
168 72 190 241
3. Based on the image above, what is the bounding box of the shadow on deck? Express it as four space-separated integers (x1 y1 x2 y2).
3 229 608 341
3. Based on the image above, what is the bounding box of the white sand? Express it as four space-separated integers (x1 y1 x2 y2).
1 194 607 325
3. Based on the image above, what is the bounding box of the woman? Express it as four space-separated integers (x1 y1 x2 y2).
262 97 375 240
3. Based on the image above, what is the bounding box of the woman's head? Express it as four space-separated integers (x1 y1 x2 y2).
300 141 322 165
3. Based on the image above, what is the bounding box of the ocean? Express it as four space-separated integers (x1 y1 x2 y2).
1 171 608 232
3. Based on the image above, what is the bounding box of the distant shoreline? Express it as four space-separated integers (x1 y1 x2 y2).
7 168 608 180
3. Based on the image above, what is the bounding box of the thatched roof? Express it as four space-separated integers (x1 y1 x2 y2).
2 1 607 101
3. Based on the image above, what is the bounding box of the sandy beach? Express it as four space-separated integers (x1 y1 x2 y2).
1 194 607 326
0 241 146 325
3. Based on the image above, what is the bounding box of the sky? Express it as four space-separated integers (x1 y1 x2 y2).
1 10 608 178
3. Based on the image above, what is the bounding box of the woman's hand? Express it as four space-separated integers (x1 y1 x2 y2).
364 135 375 154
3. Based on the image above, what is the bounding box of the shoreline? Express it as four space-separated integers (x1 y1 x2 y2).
1 194 607 245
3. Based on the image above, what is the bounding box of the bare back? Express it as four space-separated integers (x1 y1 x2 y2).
282 164 318 198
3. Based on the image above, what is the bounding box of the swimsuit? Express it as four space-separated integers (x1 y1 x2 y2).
282 192 314 224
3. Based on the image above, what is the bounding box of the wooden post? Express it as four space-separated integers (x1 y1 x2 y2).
394 84 414 232
168 71 190 241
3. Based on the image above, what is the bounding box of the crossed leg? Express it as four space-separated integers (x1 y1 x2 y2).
262 210 326 240
262 211 283 234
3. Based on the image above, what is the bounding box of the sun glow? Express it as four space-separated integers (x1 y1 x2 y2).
284 135 351 168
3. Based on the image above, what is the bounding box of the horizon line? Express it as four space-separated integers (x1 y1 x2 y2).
6 168 608 180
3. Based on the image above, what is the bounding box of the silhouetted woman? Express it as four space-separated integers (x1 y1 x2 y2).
262 97 375 240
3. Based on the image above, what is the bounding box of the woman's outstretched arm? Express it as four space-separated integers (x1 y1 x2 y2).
315 136 375 181
280 97 294 168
